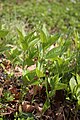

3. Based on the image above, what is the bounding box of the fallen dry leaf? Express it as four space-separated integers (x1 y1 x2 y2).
27 64 36 71
2 60 11 70
0 87 3 97
9 87 20 99
34 102 43 113
14 66 22 77
29 85 42 96
22 101 35 112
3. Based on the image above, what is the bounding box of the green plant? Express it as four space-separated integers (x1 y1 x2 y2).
0 27 9 53
8 26 73 107
69 74 80 106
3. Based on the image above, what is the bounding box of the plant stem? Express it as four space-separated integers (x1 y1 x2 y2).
45 77 49 102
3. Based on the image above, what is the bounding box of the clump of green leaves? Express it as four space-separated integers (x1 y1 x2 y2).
0 24 80 119
69 74 80 105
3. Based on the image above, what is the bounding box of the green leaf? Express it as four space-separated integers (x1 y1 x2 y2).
76 86 80 99
26 58 34 66
48 75 59 90
27 117 34 120
46 46 61 59
0 46 11 53
43 33 60 50
76 74 80 85
29 47 37 58
48 90 55 98
17 28 24 40
61 40 71 54
42 24 49 37
28 38 39 47
11 47 21 58
76 85 80 105
0 30 8 38
78 100 80 105
40 30 47 43
4 91 14 102
42 99 50 113
36 68 44 78
22 70 36 84
69 76 77 93
55 83 67 90
31 80 40 86
17 28 28 51
25 31 35 43
36 61 44 78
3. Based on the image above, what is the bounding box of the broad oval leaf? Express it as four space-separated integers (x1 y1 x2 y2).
69 76 77 93
46 46 61 59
